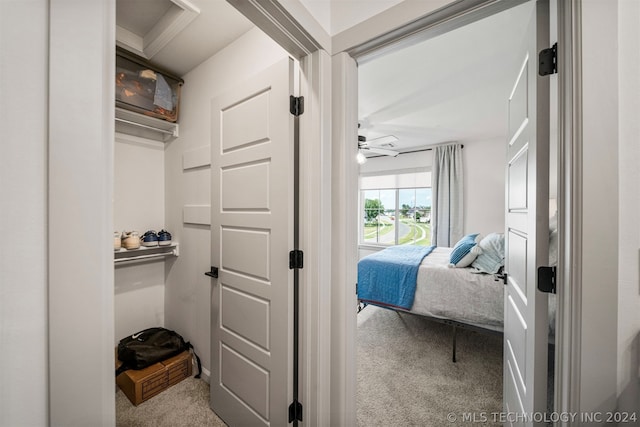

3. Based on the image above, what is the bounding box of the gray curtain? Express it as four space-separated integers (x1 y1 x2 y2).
432 143 463 247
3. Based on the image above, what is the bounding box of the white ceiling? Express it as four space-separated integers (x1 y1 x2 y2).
116 0 534 155
299 0 404 35
116 0 254 76
358 1 533 154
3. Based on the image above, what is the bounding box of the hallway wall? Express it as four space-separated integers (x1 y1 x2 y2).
616 0 640 415
0 0 49 424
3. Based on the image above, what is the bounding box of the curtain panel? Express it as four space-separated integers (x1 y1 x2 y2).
432 143 463 247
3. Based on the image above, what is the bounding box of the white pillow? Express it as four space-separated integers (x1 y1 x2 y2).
549 210 558 233
471 233 505 274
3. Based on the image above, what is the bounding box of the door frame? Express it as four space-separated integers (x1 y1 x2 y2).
554 0 582 416
229 0 583 423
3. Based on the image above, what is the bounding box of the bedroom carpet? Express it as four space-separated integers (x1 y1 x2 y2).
116 376 227 427
357 305 503 426
117 305 502 427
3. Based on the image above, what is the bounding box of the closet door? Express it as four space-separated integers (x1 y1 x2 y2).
209 57 295 427
503 1 550 424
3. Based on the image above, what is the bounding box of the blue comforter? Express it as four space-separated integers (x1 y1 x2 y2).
358 245 435 310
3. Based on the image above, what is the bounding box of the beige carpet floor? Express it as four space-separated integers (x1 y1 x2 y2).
357 305 503 426
117 305 503 426
116 376 226 427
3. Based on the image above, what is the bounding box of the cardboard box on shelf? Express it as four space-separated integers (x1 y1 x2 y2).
116 350 192 406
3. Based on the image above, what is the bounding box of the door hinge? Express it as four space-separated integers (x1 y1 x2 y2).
537 266 557 294
288 399 303 423
289 250 304 269
539 42 558 76
290 95 304 116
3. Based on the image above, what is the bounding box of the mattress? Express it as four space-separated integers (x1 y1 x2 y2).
410 247 505 331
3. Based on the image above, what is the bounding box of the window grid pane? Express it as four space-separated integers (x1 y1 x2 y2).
361 187 431 246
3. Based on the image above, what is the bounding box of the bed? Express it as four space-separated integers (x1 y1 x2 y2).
357 232 557 362
357 234 507 361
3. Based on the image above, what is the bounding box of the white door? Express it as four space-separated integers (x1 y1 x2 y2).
504 1 550 424
210 57 295 426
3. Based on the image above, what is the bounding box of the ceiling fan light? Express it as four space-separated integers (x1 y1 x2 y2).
356 151 367 164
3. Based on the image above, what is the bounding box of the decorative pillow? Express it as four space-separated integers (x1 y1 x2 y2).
449 233 481 267
471 233 505 274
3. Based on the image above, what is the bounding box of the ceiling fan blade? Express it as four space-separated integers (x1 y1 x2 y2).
363 147 399 157
366 135 399 146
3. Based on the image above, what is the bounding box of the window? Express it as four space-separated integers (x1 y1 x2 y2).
360 170 432 246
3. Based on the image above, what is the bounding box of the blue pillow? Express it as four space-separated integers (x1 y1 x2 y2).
449 233 480 267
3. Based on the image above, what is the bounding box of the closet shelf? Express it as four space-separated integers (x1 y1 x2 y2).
114 243 179 264
115 107 179 142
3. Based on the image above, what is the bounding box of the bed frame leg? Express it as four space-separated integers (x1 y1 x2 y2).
452 325 457 363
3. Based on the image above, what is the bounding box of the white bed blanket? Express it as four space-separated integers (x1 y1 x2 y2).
411 247 505 331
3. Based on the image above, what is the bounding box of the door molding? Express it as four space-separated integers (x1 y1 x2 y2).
298 49 333 427
329 51 360 427
226 0 328 58
556 0 582 416
347 0 528 63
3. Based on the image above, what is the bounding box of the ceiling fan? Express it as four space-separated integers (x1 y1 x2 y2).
358 134 400 157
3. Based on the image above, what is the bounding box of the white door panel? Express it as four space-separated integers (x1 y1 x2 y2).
220 91 271 152
503 1 550 424
221 286 271 350
220 344 270 418
210 57 294 427
221 161 271 210
221 228 271 279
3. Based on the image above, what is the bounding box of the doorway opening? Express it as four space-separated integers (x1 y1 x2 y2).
354 2 558 424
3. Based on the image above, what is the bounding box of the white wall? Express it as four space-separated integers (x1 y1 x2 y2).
114 138 166 343
0 0 49 424
330 0 403 35
1 0 159 424
331 0 458 53
164 28 289 378
617 0 640 415
580 0 619 415
464 138 505 237
48 0 116 424
113 139 165 231
359 150 432 174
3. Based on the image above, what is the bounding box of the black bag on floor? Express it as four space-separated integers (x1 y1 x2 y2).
116 327 201 378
